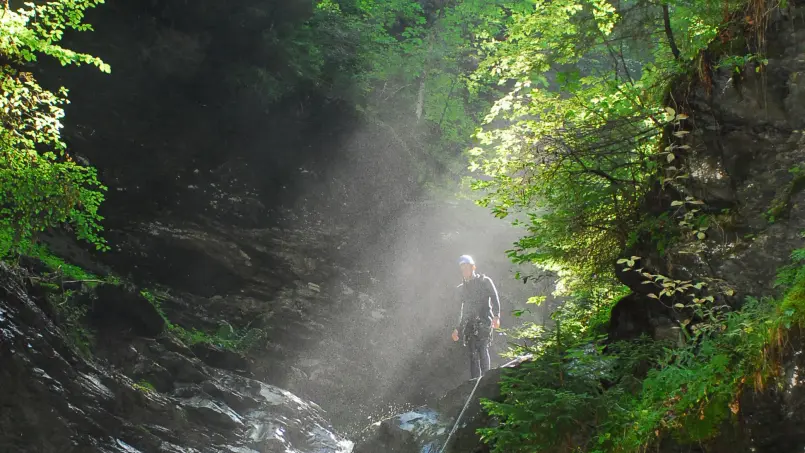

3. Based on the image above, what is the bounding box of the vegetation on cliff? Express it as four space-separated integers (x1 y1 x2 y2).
0 0 109 256
459 0 804 450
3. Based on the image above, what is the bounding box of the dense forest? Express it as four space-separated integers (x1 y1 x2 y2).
2 0 805 452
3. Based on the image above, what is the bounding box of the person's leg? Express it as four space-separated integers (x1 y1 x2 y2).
468 334 481 379
480 342 491 375
479 328 492 375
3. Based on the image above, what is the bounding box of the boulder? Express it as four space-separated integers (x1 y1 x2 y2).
353 366 506 453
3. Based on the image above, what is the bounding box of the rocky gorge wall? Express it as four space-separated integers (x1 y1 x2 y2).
13 0 554 440
0 261 354 453
610 4 805 343
15 1 805 453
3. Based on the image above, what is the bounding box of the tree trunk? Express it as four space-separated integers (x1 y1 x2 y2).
416 75 426 123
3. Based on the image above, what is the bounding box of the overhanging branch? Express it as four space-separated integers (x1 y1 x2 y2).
662 4 681 60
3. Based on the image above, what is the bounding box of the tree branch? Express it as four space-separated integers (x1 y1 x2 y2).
662 4 681 60
438 76 459 128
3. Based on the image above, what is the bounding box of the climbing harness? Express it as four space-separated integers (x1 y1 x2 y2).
437 356 529 453
437 374 483 453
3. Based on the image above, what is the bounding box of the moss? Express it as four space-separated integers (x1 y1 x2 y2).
133 380 156 393
765 167 805 223
41 286 96 357
169 323 266 352
140 289 171 324
780 268 805 323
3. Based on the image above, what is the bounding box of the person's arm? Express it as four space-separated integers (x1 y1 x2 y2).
484 275 501 326
484 275 501 317
452 285 464 341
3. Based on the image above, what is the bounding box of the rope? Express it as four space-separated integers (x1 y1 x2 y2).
436 356 527 453
437 375 483 453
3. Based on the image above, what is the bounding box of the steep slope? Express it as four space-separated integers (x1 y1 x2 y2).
0 262 353 453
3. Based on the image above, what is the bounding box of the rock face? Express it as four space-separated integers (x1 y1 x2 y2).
0 263 353 453
604 5 805 452
608 5 805 343
95 200 542 433
30 0 553 432
353 361 529 453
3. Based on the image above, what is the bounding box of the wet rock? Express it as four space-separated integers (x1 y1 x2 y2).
354 367 505 453
131 354 174 393
158 351 208 383
609 7 805 336
354 418 422 453
651 6 805 301
0 263 354 453
158 334 196 356
191 342 251 375
200 379 261 412
180 395 245 430
597 7 805 452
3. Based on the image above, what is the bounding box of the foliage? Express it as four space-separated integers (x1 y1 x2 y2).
35 283 95 355
0 0 110 256
461 0 800 448
765 165 805 223
776 243 805 323
716 53 768 74
140 287 265 352
481 245 805 452
133 380 156 393
480 334 664 452
11 238 121 356
253 0 538 184
464 0 748 293
170 322 266 352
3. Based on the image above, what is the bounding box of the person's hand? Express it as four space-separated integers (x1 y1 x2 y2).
492 316 501 329
451 329 459 342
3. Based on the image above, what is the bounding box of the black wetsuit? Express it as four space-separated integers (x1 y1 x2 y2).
455 272 501 379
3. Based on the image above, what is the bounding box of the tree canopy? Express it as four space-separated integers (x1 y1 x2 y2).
1 0 109 255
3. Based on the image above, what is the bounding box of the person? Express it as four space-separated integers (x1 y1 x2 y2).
451 255 501 379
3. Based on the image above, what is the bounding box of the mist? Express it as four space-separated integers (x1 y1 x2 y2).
34 0 561 436
267 107 559 433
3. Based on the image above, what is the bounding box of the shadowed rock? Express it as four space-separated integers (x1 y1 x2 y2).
89 284 166 337
0 263 354 453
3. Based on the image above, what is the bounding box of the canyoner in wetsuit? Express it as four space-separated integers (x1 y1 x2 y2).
451 255 501 379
